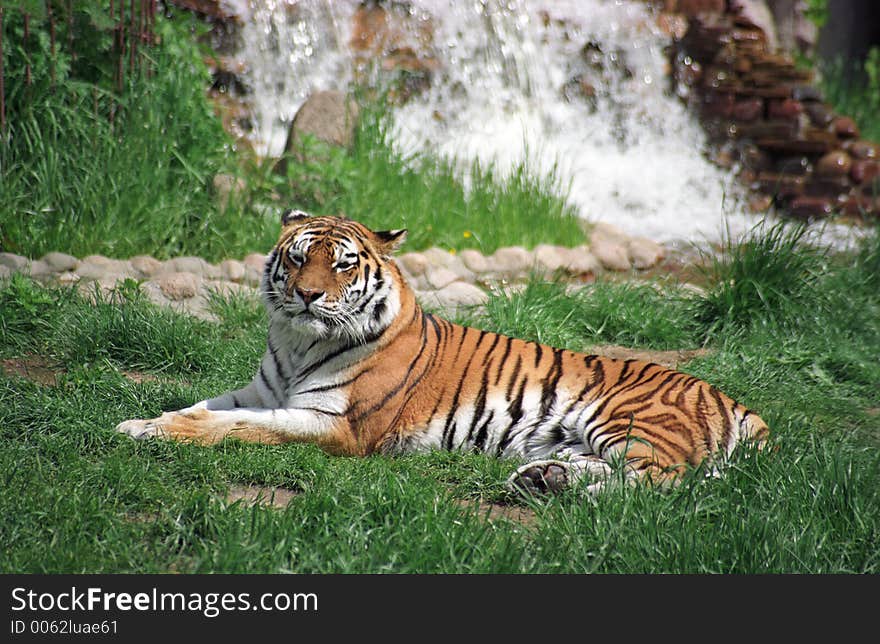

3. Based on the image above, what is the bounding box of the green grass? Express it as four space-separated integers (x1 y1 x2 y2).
0 11 584 263
279 106 585 254
1 224 878 573
819 47 880 143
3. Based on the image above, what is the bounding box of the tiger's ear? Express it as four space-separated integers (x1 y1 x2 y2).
373 229 408 256
281 209 311 227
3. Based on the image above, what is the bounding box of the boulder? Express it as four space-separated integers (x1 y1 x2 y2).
276 90 359 174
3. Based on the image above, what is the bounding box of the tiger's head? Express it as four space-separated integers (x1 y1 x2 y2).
262 210 408 342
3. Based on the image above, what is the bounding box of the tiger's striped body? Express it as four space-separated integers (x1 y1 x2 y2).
117 212 769 493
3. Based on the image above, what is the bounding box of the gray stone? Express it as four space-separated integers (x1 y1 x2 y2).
41 252 79 273
156 272 202 301
0 253 28 271
533 244 573 273
425 267 460 290
489 246 535 277
397 252 429 277
242 253 267 272
0 265 11 280
627 237 666 270
220 259 247 283
277 90 359 173
27 260 53 279
130 255 165 278
76 258 134 281
419 281 488 315
57 271 79 285
565 247 602 275
458 249 492 274
421 247 458 269
590 238 631 272
170 256 220 279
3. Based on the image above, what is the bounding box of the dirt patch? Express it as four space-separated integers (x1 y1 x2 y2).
1 355 162 386
224 484 300 509
1 356 63 386
454 498 537 527
586 344 712 370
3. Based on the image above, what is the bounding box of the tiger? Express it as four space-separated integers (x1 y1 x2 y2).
116 210 770 495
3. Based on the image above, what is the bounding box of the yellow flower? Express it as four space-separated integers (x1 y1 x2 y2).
448 248 457 255
463 231 472 238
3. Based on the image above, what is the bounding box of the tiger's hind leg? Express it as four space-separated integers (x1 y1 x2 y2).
507 455 613 496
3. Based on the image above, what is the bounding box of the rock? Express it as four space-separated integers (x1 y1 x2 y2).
421 247 458 269
27 260 53 279
767 98 803 120
242 253 267 272
424 267 460 290
458 249 492 274
169 256 220 279
846 140 879 160
788 196 833 220
730 0 777 50
533 244 573 273
420 282 488 315
815 151 852 178
803 102 834 127
675 0 726 17
130 255 164 278
156 272 202 301
833 117 859 139
851 160 880 185
397 252 429 277
627 238 666 270
277 90 359 173
0 265 11 280
591 238 630 271
40 252 79 273
76 258 134 281
589 221 629 243
0 253 29 272
57 271 79 285
489 246 534 277
565 247 601 276
732 97 763 121
220 259 247 283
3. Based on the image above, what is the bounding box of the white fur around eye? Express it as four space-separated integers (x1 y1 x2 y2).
288 248 305 266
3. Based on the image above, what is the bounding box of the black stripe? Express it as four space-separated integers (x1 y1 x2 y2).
538 348 564 420
259 365 283 404
505 355 523 400
493 336 513 385
533 343 543 368
472 410 495 452
465 365 491 443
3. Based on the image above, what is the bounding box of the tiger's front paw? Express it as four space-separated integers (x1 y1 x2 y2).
116 417 168 440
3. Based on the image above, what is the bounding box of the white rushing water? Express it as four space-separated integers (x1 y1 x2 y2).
234 0 861 249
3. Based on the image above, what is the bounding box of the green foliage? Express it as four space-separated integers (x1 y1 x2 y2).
819 46 880 143
689 222 828 341
803 0 829 28
1 240 879 573
278 102 586 254
468 277 696 351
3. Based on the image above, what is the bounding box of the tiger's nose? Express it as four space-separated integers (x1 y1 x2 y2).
295 287 324 306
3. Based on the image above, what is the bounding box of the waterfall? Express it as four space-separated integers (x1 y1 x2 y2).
233 0 859 249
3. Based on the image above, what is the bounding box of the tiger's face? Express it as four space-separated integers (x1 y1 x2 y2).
262 210 407 341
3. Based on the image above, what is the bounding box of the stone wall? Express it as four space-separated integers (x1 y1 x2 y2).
659 2 880 221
